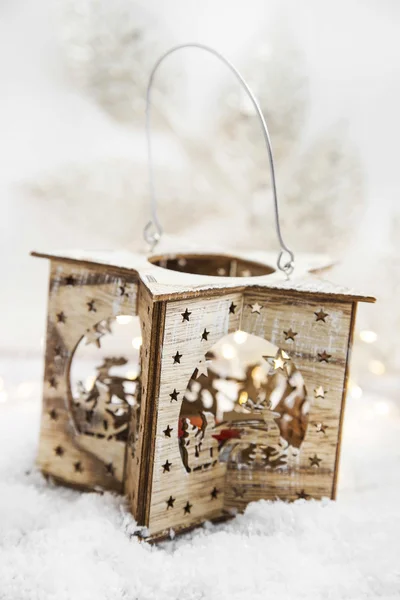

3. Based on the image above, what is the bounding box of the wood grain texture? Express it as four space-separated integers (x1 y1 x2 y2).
146 293 242 537
145 289 353 539
37 260 138 492
31 249 375 304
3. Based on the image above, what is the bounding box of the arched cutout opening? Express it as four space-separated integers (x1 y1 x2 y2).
179 331 310 476
69 315 142 447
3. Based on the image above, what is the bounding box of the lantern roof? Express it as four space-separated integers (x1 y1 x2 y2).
31 247 375 304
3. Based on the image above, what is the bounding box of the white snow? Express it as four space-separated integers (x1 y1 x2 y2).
0 369 399 599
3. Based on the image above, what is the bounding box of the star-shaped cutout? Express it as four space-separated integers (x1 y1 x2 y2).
183 501 192 514
163 425 173 437
315 422 328 434
309 454 322 467
318 351 332 363
232 486 245 498
162 460 172 473
314 386 326 399
169 389 180 402
49 409 58 420
54 445 64 457
229 302 237 314
48 376 58 389
87 300 96 312
273 356 286 370
85 326 104 348
196 360 211 379
56 311 66 324
284 328 298 341
173 351 182 364
201 328 210 341
54 346 63 359
271 350 290 371
181 309 191 322
105 462 115 476
211 487 219 500
166 496 175 509
65 275 77 286
97 318 113 334
296 489 310 500
251 303 262 314
74 461 83 473
315 309 329 322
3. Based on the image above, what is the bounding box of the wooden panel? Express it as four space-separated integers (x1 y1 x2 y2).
147 293 242 537
145 288 353 540
37 260 138 492
235 290 353 504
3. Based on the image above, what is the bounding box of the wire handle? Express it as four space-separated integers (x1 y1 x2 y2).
143 42 294 276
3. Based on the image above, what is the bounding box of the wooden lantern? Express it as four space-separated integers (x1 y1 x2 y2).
32 43 375 541
32 247 374 541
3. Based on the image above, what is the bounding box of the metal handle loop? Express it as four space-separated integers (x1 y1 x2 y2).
144 42 294 276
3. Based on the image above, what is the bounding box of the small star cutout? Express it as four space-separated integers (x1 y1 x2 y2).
85 327 104 348
169 389 180 402
166 496 175 509
296 489 310 500
229 302 237 314
54 346 63 359
48 376 58 389
315 309 329 322
211 487 219 500
54 445 64 457
173 351 182 364
251 302 262 314
162 460 172 473
315 422 328 434
49 409 58 420
309 454 322 467
105 462 115 476
56 312 66 324
318 351 332 363
74 461 83 473
284 328 298 341
196 360 211 378
183 501 192 514
232 486 245 498
314 386 326 399
163 425 173 437
87 300 96 312
98 319 113 334
65 275 76 286
181 309 191 322
201 328 210 341
273 356 286 370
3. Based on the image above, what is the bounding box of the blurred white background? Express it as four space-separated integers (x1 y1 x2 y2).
0 0 399 372
1 5 400 593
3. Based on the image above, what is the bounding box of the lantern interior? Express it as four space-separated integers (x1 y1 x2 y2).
68 314 142 476
178 331 310 511
148 253 275 277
